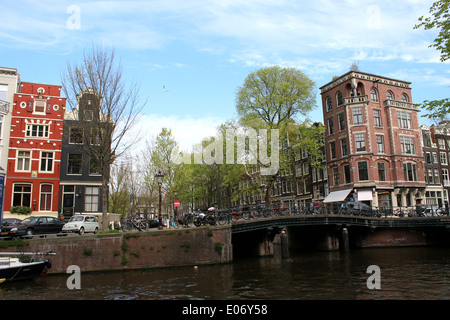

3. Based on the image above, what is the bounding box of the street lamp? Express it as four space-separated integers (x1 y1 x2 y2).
155 170 165 229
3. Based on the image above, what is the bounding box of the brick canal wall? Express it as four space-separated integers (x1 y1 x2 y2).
0 226 232 274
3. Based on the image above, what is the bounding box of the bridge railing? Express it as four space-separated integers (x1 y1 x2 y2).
219 203 449 222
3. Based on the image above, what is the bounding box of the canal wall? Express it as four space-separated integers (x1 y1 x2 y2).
0 226 232 274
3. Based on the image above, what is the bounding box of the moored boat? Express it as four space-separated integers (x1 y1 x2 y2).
0 251 55 282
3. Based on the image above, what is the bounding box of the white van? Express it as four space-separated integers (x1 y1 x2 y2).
62 215 99 235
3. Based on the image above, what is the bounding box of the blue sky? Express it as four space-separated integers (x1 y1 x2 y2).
0 0 448 151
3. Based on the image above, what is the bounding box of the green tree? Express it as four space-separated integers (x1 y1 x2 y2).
235 66 317 205
236 66 316 130
415 0 450 123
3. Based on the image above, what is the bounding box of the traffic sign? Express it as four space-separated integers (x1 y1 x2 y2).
174 200 181 207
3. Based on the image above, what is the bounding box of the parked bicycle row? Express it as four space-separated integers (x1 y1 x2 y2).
120 201 450 231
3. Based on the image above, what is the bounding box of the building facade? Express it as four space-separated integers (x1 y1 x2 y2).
421 124 445 206
59 88 105 220
0 67 20 174
320 71 426 208
430 122 450 203
4 82 66 217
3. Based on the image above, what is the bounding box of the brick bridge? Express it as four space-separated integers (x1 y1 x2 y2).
230 215 450 257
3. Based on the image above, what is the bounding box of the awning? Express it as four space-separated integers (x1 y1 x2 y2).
323 189 352 203
357 190 373 201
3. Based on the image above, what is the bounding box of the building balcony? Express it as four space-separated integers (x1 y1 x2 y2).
0 100 9 114
384 99 418 111
344 95 368 105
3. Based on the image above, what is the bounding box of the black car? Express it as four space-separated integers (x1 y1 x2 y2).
0 216 65 238
1 218 22 226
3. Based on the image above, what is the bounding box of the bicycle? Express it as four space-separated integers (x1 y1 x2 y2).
122 215 148 231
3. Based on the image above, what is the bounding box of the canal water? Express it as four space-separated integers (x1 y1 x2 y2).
1 246 450 300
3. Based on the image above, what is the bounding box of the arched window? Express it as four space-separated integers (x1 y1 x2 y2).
386 91 394 100
326 96 332 111
337 91 343 106
371 88 379 102
401 93 409 102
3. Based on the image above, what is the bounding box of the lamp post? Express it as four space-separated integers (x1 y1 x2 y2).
155 170 165 229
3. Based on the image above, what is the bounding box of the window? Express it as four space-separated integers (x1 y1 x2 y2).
400 136 415 155
443 169 450 186
398 111 412 129
376 135 384 153
338 113 345 131
371 88 379 102
344 164 351 184
69 127 83 144
401 94 408 102
26 124 49 138
358 161 369 181
296 164 302 176
85 186 100 212
328 117 334 135
337 91 343 106
326 96 332 111
84 110 94 121
68 153 82 174
355 133 366 152
40 184 52 211
330 141 336 159
341 139 348 156
0 84 7 101
303 162 309 175
441 152 448 165
435 169 440 184
433 152 438 163
378 162 386 181
387 91 394 100
40 151 53 172
352 107 363 125
333 167 339 186
403 163 417 182
438 139 446 149
34 99 46 113
426 152 432 164
89 157 101 175
374 109 382 127
427 169 433 184
90 128 100 145
16 150 31 171
0 115 3 140
12 184 31 207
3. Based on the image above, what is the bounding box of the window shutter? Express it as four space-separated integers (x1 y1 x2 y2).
27 99 33 112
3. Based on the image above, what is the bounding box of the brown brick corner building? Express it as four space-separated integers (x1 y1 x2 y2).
320 71 425 208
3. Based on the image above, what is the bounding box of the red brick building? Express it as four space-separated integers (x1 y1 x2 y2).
320 71 426 208
4 82 66 217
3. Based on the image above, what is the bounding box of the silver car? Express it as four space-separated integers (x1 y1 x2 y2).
62 215 99 235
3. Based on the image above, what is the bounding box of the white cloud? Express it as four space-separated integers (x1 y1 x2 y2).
126 113 225 155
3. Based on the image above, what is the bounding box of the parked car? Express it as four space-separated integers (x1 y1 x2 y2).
62 215 99 235
0 216 65 238
340 201 379 217
1 218 22 227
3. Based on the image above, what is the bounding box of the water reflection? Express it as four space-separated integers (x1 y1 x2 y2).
1 247 449 300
